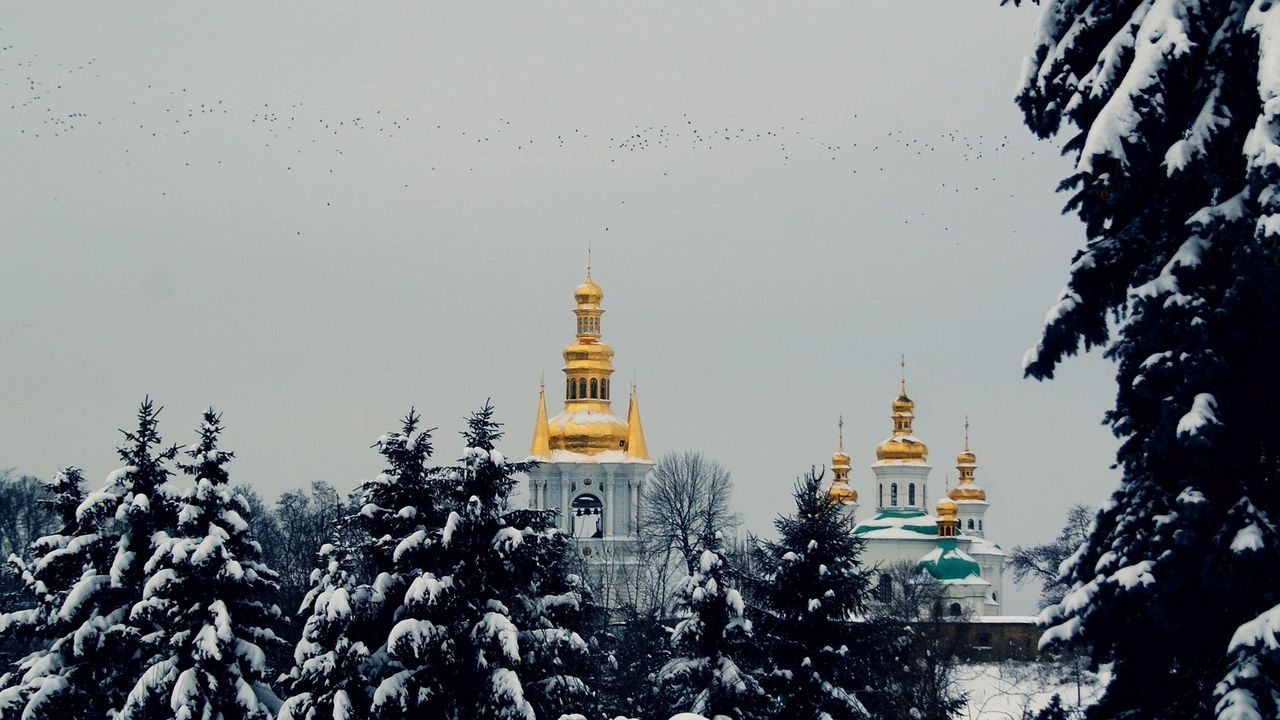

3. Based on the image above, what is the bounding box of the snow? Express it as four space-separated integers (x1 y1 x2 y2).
442 511 462 547
955 661 1111 719
1227 602 1280 654
1076 0 1194 174
1112 560 1155 590
1177 393 1219 438
1230 524 1264 553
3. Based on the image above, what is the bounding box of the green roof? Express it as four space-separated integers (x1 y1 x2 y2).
917 538 982 581
853 507 937 536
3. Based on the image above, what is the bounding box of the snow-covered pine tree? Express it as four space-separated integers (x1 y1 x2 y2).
370 402 596 720
120 409 281 720
1006 1 1280 717
750 470 878 720
655 532 766 720
277 542 375 720
279 409 439 720
0 468 84 675
0 400 177 719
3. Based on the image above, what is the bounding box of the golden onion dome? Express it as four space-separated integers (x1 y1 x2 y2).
935 497 959 521
949 484 987 501
948 419 986 501
575 277 603 305
832 449 851 467
827 482 858 504
548 409 629 454
875 437 928 462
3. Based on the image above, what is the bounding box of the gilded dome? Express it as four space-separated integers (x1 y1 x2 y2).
948 420 986 501
949 484 987 501
935 497 958 521
827 481 858 504
575 278 603 305
875 436 929 462
548 409 629 454
832 449 851 467
876 379 928 463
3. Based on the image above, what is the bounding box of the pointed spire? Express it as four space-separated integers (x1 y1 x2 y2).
963 415 970 452
530 383 551 459
624 386 650 460
899 354 908 398
586 238 592 280
837 414 845 453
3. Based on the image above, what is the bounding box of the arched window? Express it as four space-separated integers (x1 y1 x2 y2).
878 575 893 603
967 519 975 530
569 379 577 399
949 602 963 617
908 483 916 506
578 378 587 398
571 494 604 539
979 519 984 532
890 483 898 505
879 484 884 507
590 378 598 398
602 378 608 399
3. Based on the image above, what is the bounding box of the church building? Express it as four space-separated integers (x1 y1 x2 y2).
826 383 1007 617
526 269 653 607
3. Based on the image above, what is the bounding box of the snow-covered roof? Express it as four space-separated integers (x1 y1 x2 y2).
854 507 937 538
530 449 653 465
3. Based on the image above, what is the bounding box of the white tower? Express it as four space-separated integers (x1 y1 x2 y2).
526 268 654 610
949 418 990 537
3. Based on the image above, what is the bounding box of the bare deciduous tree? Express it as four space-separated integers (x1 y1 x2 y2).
638 450 739 575
1007 504 1093 609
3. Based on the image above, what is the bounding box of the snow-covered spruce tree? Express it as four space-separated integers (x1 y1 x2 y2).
1006 1 1280 717
369 402 596 720
0 400 177 719
0 468 84 672
121 409 281 719
278 409 439 720
749 470 879 720
655 532 767 720
277 542 375 720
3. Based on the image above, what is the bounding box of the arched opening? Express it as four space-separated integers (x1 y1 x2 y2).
569 379 577 399
878 575 893 603
578 378 587 399
967 519 974 530
590 378 598 399
571 494 604 539
979 519 984 532
890 483 898 506
908 483 916 506
601 378 608 399
879 484 884 507
949 602 963 617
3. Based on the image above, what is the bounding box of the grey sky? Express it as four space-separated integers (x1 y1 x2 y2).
1 2 1119 614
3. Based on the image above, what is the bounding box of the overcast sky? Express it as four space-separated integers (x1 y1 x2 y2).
0 2 1120 614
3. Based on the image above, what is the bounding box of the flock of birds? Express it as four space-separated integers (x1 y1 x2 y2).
2 30 1043 225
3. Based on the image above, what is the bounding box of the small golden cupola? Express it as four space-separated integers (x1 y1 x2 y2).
948 418 987 501
827 415 857 504
875 374 929 464
531 266 649 459
935 497 960 537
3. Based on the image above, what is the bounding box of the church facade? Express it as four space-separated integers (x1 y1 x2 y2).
525 270 653 608
826 385 1007 617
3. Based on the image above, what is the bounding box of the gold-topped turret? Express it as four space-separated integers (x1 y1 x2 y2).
949 418 987 501
827 415 858 504
875 363 929 463
532 262 652 459
936 497 960 537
